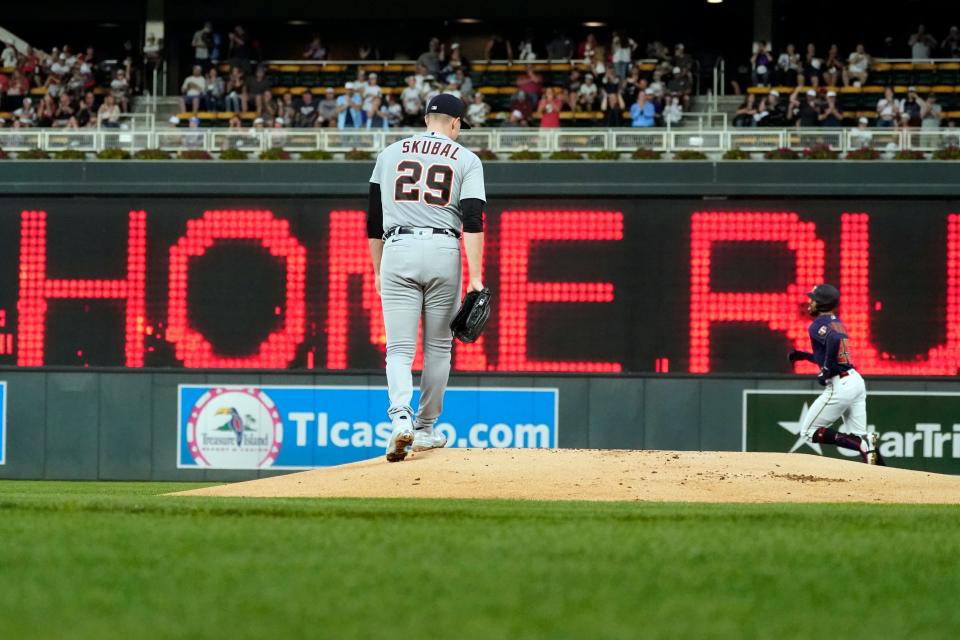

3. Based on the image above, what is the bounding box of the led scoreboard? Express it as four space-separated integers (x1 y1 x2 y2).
0 197 957 375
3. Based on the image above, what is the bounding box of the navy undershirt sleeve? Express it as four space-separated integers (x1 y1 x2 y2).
367 183 383 239
461 198 485 233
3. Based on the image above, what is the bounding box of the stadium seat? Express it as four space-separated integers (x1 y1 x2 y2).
892 63 913 86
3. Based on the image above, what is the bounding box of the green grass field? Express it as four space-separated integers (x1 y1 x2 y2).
0 481 958 639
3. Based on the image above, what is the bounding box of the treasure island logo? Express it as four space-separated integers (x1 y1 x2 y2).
186 387 283 468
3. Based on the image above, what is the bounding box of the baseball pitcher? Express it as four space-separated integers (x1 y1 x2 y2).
366 93 486 462
789 284 884 465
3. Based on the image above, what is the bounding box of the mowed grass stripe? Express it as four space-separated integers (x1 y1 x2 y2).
0 481 958 640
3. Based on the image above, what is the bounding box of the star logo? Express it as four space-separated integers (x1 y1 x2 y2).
777 403 824 455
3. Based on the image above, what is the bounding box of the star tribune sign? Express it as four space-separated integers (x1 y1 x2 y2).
186 388 283 468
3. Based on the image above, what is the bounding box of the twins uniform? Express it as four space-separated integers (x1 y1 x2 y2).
369 130 486 429
796 314 868 443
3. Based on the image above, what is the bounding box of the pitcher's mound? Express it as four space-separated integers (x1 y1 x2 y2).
173 449 960 503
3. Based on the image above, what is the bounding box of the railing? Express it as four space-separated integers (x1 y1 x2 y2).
2 126 959 155
712 57 726 110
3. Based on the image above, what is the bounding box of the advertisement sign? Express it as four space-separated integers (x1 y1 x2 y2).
178 385 558 470
743 390 960 473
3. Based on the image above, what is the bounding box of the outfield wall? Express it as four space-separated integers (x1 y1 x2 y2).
0 371 958 481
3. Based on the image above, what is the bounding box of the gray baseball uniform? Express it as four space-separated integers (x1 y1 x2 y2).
369 130 486 428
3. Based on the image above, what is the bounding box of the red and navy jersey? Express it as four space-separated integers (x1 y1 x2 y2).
808 314 854 377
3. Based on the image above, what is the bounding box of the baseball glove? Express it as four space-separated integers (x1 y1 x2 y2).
450 288 492 343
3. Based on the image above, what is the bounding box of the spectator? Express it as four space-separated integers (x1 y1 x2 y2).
365 96 389 129
802 43 821 86
733 93 758 127
225 67 248 112
818 90 843 127
257 90 278 119
143 33 163 79
776 43 801 86
295 92 317 127
204 67 225 111
422 75 441 105
111 69 130 112
97 95 121 128
353 69 368 94
663 95 683 126
537 87 563 128
790 88 820 127
303 36 327 60
228 114 242 129
14 97 36 126
444 80 462 99
621 68 642 107
501 109 527 127
362 73 382 112
752 41 772 86
36 93 56 127
673 43 693 73
921 93 943 129
316 88 338 127
442 43 470 77
901 87 923 126
336 82 363 128
454 68 473 101
870 89 894 128
648 69 666 99
909 25 937 60
228 25 252 71
517 32 536 61
920 93 943 146
279 92 296 124
75 92 96 127
600 68 623 126
845 44 870 87
611 33 637 80
577 73 599 111
510 90 534 122
485 33 513 63
7 69 29 96
417 38 443 77
941 26 960 58
401 75 423 126
466 92 490 128
546 30 574 60
629 91 656 127
246 65 272 114
850 116 872 148
667 66 693 109
180 65 207 113
53 94 75 127
896 111 913 130
516 65 542 105
566 68 583 112
1 42 17 68
578 33 598 61
385 94 403 127
192 22 214 68
879 35 898 58
822 45 843 88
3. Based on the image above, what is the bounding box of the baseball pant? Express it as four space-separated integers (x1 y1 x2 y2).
379 228 462 429
799 369 868 441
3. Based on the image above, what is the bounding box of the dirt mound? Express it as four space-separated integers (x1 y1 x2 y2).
173 449 960 503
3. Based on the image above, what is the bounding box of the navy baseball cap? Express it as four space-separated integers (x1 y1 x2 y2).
426 93 471 129
806 284 840 307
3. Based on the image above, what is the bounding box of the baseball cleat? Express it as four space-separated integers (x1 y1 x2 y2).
386 414 414 462
863 431 880 465
412 427 447 453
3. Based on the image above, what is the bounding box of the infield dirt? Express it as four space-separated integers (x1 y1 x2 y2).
175 449 960 503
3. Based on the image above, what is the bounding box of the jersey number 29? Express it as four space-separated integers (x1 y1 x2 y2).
394 160 453 206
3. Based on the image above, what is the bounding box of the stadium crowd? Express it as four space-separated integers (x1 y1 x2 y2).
7 21 960 131
0 41 135 128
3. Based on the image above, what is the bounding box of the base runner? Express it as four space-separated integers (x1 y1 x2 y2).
789 284 885 465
